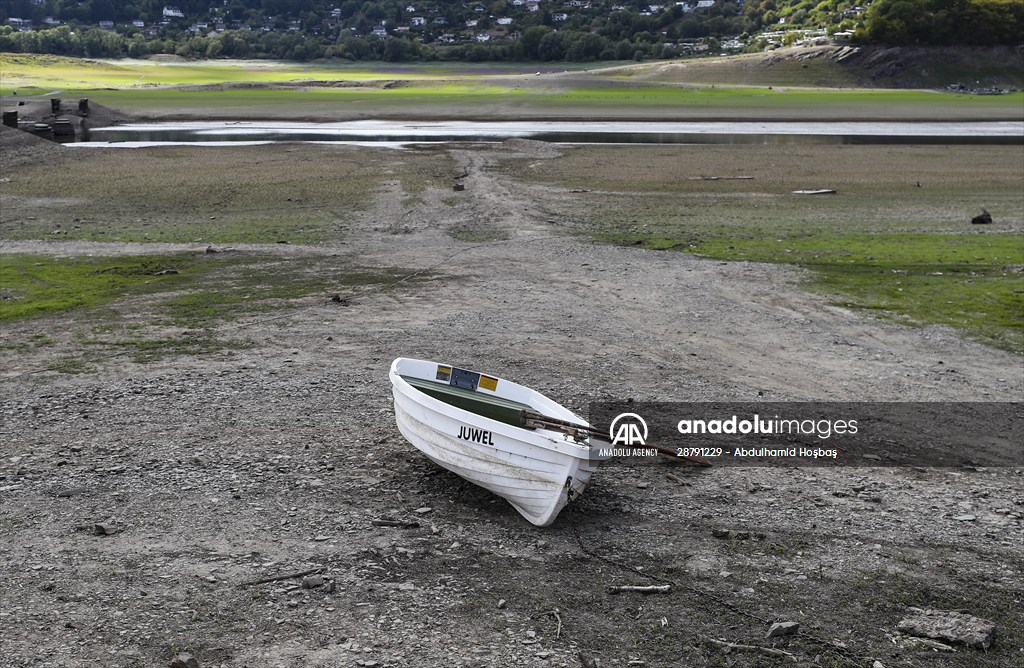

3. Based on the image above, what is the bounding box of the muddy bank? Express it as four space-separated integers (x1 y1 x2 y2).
0 96 133 154
1 138 1022 668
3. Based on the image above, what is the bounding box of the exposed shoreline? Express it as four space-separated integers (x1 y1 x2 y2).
2 65 1022 668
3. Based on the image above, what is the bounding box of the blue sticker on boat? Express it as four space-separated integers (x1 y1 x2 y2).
450 366 480 391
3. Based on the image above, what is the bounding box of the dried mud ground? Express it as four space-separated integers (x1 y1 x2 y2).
1 135 1023 668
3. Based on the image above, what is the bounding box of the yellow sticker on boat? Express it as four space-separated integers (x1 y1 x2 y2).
436 365 452 382
479 375 498 392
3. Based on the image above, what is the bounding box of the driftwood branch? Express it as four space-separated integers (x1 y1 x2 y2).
371 519 421 528
239 567 323 587
538 608 562 639
689 175 755 180
703 637 798 662
608 584 671 595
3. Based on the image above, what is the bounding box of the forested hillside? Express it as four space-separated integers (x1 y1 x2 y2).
860 0 1023 45
1 0 1020 62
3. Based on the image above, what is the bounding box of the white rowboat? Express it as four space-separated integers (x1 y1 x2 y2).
389 358 604 527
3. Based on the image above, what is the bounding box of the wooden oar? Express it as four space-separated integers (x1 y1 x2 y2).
519 409 712 466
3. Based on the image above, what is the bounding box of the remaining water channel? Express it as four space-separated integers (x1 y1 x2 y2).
76 120 1024 147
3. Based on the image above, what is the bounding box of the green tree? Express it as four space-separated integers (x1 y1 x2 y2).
861 0 1023 45
537 30 566 60
466 44 490 61
383 35 409 60
519 24 550 59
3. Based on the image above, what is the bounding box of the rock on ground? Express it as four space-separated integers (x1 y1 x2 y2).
897 608 997 649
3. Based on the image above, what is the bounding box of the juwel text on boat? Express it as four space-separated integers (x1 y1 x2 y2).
458 426 495 445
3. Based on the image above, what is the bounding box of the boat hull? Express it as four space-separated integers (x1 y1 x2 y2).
390 358 601 527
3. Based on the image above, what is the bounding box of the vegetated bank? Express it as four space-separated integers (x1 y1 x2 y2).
495 143 1024 353
619 44 1024 90
0 0 1021 69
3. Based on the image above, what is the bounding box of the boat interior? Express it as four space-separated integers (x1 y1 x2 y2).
400 375 533 428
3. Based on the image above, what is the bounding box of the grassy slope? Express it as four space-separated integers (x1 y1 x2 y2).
0 53 587 88
0 253 197 322
2 52 1022 121
0 143 453 244
0 251 405 366
15 81 1023 121
0 139 454 364
687 233 1024 351
498 143 1024 352
611 45 1024 90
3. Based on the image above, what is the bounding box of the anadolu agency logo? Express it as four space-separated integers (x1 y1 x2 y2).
609 412 648 447
597 412 656 459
